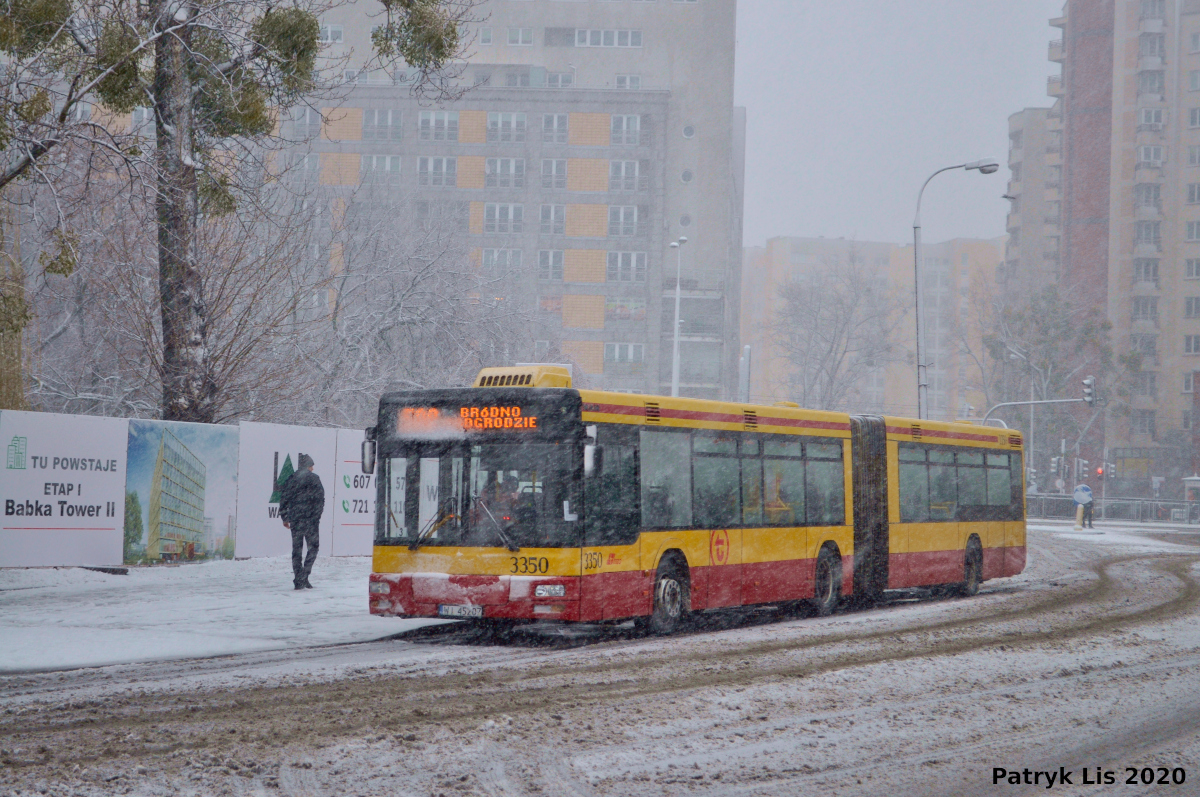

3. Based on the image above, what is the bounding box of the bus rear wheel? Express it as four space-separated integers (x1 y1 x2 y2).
647 559 689 635
960 539 982 597
813 547 842 617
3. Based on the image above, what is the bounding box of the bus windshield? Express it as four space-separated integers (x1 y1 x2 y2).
379 443 579 549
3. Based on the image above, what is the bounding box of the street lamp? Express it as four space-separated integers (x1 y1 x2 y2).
913 159 999 419
669 236 688 397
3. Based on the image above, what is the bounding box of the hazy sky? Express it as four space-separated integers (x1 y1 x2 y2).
734 0 1065 247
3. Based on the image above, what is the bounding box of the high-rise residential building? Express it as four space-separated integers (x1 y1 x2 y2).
146 430 206 561
303 0 745 399
1051 0 1200 495
741 236 1004 420
1003 107 1062 288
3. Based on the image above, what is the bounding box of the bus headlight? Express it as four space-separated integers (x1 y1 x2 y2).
534 584 566 597
369 582 390 594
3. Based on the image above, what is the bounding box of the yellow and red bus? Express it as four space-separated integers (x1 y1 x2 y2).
363 365 1026 633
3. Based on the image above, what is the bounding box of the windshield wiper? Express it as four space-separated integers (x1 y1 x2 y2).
408 512 459 550
475 497 520 552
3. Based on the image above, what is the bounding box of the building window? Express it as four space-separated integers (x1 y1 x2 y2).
611 114 641 145
1132 410 1156 437
605 343 644 362
547 72 574 88
1135 183 1162 208
1191 147 1200 166
414 200 469 232
1187 335 1200 354
542 159 567 189
1185 411 1194 431
575 29 643 47
607 251 647 282
485 158 525 188
292 107 322 138
293 153 319 178
508 27 533 45
608 205 638 236
1189 221 1200 241
1190 184 1200 204
318 24 343 43
1141 108 1164 126
362 109 401 141
1141 0 1164 20
1132 333 1159 364
479 27 493 45
1134 372 1158 398
538 250 564 281
418 156 456 187
1188 298 1200 318
1136 220 1162 246
361 154 401 183
1139 70 1165 95
1134 258 1160 285
487 112 527 143
482 249 522 274
1192 71 1200 92
616 74 641 90
534 340 550 358
1132 296 1158 321
609 160 639 191
1188 259 1200 278
1191 109 1200 128
1186 373 1195 393
419 111 458 141
505 72 531 87
484 203 524 234
1140 33 1166 58
540 204 565 235
1138 145 1165 166
1193 31 1200 53
543 113 568 143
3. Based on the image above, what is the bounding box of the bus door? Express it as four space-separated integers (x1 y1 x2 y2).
850 416 889 597
582 435 644 620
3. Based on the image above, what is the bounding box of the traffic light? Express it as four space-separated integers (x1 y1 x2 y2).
1082 375 1096 406
1095 465 1103 477
1050 456 1062 476
1079 459 1091 480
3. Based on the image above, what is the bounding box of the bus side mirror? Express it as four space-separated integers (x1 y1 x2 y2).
584 444 604 476
361 438 376 475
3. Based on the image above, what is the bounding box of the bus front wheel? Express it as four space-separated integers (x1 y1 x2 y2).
647 559 689 635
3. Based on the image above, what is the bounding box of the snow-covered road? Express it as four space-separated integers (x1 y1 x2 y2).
4 520 1200 797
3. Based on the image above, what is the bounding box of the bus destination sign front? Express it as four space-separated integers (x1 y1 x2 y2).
396 406 539 434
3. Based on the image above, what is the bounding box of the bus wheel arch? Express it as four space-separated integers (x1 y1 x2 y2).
961 535 983 597
813 543 842 617
646 550 690 635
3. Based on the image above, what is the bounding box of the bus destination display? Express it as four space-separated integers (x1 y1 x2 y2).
396 406 539 434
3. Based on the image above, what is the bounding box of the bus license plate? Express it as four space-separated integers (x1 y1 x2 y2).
438 604 484 618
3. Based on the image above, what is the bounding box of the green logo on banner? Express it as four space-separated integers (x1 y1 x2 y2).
270 454 295 503
6 436 27 469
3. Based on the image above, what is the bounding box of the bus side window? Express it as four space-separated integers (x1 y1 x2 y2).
639 429 692 529
693 432 740 529
585 443 639 546
898 444 929 523
804 440 845 526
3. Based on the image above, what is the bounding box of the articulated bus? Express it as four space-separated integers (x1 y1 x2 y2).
362 365 1026 633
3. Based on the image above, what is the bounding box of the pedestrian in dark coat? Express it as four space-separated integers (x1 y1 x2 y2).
280 453 324 589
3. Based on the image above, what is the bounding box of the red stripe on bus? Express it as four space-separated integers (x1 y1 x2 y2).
582 403 851 431
885 426 999 443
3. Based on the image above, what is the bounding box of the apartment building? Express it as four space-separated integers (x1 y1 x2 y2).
741 236 1004 420
1050 0 1200 494
146 430 207 562
301 0 745 399
1003 107 1062 288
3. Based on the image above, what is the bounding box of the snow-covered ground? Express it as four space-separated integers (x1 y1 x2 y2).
0 555 436 672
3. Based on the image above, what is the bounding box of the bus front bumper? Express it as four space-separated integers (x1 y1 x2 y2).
368 572 581 621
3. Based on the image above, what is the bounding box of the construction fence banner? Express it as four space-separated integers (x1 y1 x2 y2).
124 419 240 565
332 428 374 556
233 421 339 560
2 410 379 568
0 410 128 568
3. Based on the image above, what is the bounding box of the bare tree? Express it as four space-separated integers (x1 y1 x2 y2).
770 252 909 412
1 0 480 421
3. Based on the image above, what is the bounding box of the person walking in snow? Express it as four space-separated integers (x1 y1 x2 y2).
279 453 325 590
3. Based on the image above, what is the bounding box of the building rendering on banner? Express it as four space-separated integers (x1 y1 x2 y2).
146 430 207 561
295 0 745 399
1017 0 1200 495
741 236 1005 420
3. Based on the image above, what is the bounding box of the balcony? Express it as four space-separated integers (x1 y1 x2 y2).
1134 241 1163 257
1140 16 1164 34
1050 6 1066 29
1044 214 1062 226
1045 146 1061 167
1135 201 1163 220
1049 39 1065 63
1007 179 1022 195
1048 75 1064 98
1045 184 1062 202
